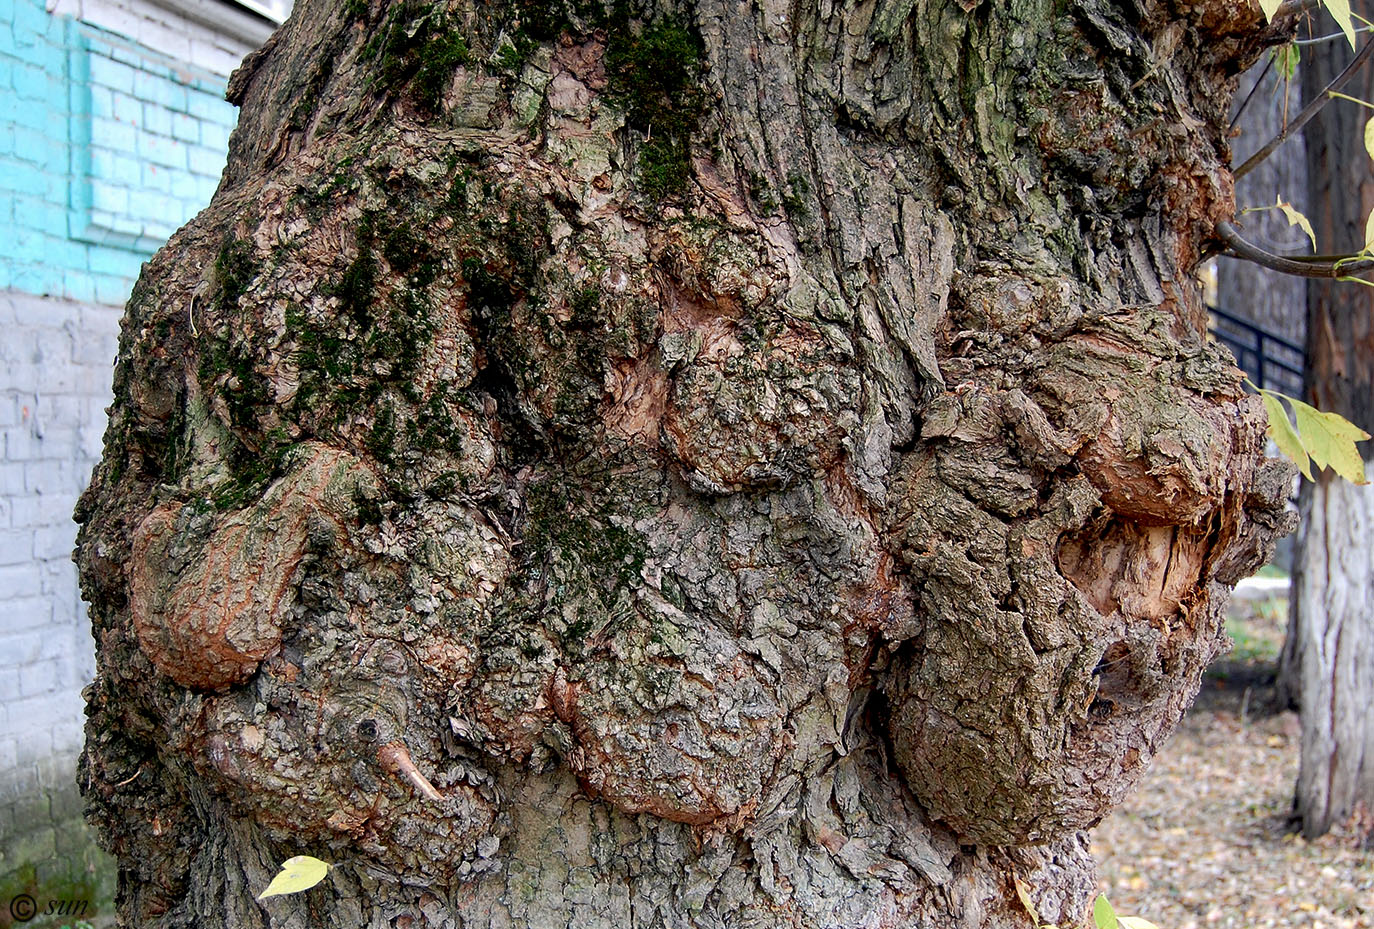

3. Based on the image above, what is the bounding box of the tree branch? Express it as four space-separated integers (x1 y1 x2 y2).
1296 24 1374 45
1233 35 1374 180
1229 54 1275 133
1216 221 1374 277
1274 0 1323 19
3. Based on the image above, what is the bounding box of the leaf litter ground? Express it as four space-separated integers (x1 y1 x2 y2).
1092 594 1374 929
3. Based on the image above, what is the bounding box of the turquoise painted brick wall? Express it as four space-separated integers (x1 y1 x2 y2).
0 0 238 306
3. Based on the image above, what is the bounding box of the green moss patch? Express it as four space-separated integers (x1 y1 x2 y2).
0 788 115 929
521 474 648 651
360 2 470 112
212 236 256 314
605 19 707 201
199 237 271 434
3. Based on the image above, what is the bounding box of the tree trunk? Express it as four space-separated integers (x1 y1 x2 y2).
1285 476 1374 841
74 0 1295 925
1280 7 1374 841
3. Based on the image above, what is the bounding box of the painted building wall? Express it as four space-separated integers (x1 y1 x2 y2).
1 0 279 914
2 0 241 301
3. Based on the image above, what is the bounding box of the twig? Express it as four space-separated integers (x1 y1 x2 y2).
1296 24 1374 45
1216 221 1374 277
1327 89 1374 109
1234 35 1374 179
112 766 144 788
1229 54 1275 133
1271 248 1374 261
1274 0 1323 19
188 281 210 337
377 741 444 803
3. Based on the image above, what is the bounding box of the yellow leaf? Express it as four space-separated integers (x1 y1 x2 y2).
1276 196 1317 252
1304 402 1371 440
1260 390 1312 480
1365 117 1374 163
1119 918 1162 929
1291 398 1371 484
1364 206 1374 252
1324 0 1358 49
1094 895 1119 929
257 855 331 901
1258 0 1282 21
1014 878 1041 924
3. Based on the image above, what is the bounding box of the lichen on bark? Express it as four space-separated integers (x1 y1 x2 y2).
76 0 1294 926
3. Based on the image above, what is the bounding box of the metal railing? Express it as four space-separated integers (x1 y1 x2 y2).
1207 305 1305 397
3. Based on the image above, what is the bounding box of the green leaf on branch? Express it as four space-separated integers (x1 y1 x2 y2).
1324 0 1359 49
1091 895 1161 929
257 856 331 900
1093 895 1120 929
1274 43 1300 80
1364 116 1374 162
1258 388 1370 484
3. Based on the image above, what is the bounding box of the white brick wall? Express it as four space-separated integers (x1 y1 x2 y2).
47 0 280 77
0 290 119 797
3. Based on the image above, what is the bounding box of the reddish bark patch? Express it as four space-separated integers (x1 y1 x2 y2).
603 356 669 444
129 444 373 690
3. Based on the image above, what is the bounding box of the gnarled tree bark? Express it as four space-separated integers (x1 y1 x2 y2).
76 0 1295 925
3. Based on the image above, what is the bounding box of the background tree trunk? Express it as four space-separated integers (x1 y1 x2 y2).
1219 55 1307 343
1218 47 1305 628
1280 5 1374 843
74 0 1295 925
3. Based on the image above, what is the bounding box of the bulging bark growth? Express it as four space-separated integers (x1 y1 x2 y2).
76 0 1294 925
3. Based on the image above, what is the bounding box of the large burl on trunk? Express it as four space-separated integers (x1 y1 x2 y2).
75 0 1295 925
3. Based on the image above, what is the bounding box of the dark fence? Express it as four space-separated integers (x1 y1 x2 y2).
1207 305 1305 398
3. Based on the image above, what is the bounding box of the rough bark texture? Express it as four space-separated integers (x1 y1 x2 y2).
1285 474 1374 842
75 0 1295 925
1280 7 1374 842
